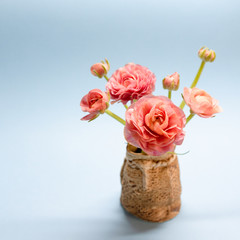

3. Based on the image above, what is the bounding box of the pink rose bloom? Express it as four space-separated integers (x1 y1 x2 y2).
162 72 180 91
80 89 109 121
106 63 156 104
124 95 186 156
183 87 222 118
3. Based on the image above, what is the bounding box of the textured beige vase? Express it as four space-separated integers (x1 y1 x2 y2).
120 144 181 222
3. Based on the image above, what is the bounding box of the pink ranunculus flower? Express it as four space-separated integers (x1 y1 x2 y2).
124 95 186 156
162 72 180 91
183 87 222 118
106 63 156 104
80 89 109 121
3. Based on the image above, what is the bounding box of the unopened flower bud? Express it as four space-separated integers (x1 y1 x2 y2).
198 47 216 62
90 58 110 78
162 72 180 91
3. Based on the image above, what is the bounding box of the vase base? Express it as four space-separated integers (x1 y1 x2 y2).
120 196 181 222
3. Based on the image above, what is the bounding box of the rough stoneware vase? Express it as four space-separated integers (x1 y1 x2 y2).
120 144 181 222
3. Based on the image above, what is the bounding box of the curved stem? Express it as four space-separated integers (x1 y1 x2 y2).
105 109 125 125
186 113 195 125
168 90 172 99
104 75 109 81
179 61 205 110
179 100 186 110
190 61 205 88
124 104 128 110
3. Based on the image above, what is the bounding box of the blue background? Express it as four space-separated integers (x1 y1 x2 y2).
1 0 240 239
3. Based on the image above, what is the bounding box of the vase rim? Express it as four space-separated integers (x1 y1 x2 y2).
126 144 176 163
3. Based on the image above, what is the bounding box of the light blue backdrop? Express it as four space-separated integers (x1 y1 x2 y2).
0 0 240 239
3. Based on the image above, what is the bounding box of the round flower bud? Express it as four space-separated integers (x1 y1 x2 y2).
90 59 110 78
162 72 180 91
198 47 216 62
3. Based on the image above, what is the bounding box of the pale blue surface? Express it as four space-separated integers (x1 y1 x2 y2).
1 0 240 239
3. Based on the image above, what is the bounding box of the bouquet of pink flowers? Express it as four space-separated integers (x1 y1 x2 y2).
80 47 222 156
80 47 222 222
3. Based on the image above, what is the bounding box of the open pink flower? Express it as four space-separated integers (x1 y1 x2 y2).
124 95 186 156
106 63 156 104
80 89 109 121
183 87 222 118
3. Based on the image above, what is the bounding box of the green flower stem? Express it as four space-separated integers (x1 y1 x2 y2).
190 61 205 88
124 104 128 110
168 90 172 100
105 109 125 125
104 75 109 81
179 61 205 110
179 99 186 109
186 113 195 125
